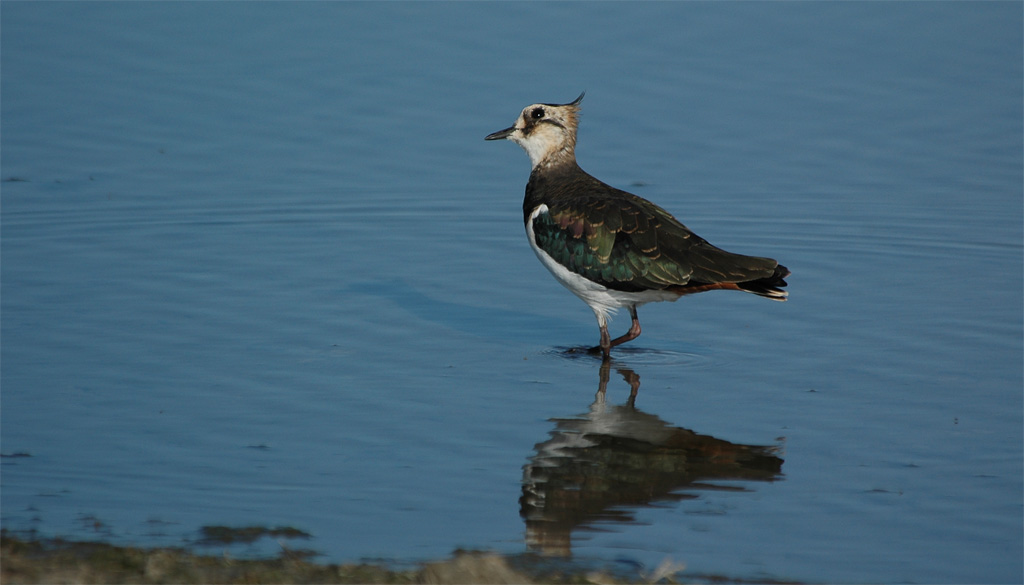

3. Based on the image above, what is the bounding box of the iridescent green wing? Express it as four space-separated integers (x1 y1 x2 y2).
531 194 697 293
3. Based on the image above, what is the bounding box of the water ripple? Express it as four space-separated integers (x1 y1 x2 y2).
546 346 715 368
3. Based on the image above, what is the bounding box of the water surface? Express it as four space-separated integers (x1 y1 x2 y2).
2 3 1021 583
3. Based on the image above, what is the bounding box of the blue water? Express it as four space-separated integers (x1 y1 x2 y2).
2 3 1021 583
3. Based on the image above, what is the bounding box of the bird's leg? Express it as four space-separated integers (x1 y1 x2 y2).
608 306 641 348
589 325 613 357
590 306 641 356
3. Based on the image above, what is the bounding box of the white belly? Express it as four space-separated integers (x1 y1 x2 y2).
525 204 680 328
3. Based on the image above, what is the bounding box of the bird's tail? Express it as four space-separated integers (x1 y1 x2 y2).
667 263 791 300
736 264 790 301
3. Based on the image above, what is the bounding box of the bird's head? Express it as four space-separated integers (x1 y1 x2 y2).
485 92 584 169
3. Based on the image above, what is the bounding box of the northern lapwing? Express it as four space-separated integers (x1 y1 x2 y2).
485 93 790 357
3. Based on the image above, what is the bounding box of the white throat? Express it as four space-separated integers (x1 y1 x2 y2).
512 127 574 169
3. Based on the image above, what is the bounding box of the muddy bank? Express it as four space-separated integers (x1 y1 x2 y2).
2 531 805 584
0 532 614 584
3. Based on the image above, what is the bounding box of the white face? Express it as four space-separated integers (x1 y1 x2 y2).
488 103 578 168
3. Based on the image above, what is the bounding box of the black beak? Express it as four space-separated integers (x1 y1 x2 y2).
485 126 515 141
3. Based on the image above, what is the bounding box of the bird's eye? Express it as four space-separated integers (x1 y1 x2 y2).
530 107 545 120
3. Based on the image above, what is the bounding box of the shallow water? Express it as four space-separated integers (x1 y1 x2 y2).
2 3 1021 583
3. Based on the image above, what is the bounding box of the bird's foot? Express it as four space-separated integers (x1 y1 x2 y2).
564 345 608 356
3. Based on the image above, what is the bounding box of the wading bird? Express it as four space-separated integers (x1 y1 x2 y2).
486 93 789 356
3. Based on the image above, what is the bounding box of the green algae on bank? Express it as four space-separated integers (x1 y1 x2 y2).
197 525 313 546
2 533 493 584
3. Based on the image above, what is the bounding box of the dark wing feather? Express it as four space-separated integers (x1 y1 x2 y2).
526 167 783 293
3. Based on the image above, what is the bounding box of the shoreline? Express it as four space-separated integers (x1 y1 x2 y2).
1 531 556 584
0 531 802 584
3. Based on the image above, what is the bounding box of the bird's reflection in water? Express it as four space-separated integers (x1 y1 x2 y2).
520 359 784 557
